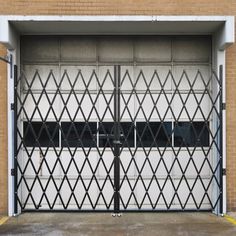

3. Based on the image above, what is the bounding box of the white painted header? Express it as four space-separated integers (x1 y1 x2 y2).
0 15 234 50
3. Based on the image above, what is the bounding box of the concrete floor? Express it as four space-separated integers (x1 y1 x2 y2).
0 213 235 236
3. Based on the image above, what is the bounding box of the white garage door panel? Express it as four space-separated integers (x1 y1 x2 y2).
60 37 97 62
59 180 103 208
23 65 60 91
121 66 134 91
174 178 211 208
136 93 172 120
120 153 135 177
21 178 61 207
21 36 211 63
173 66 210 91
60 151 114 187
60 151 98 177
143 179 168 206
99 94 114 120
60 66 97 91
120 94 135 120
97 151 114 178
59 94 82 119
23 93 61 120
134 37 172 62
136 151 173 177
121 180 175 209
60 93 97 120
22 150 60 177
98 38 133 62
134 66 172 91
98 66 114 90
128 178 212 209
21 36 59 62
62 179 114 210
173 93 210 120
172 37 211 62
174 150 212 177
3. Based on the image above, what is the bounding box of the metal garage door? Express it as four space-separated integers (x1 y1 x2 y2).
14 36 222 213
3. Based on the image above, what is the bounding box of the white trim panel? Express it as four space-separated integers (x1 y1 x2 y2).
0 15 234 50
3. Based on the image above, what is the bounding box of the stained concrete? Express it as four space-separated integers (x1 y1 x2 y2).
0 213 235 236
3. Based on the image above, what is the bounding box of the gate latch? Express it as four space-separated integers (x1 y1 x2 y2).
11 168 15 176
222 103 226 110
223 168 226 176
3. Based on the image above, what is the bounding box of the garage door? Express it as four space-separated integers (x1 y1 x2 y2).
14 36 222 212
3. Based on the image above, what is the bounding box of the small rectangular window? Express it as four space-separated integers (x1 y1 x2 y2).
99 122 115 148
23 121 59 147
174 121 209 147
99 122 134 147
136 122 172 147
61 122 97 147
119 122 135 148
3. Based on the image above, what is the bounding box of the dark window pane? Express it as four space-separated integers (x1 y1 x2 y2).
174 122 209 147
99 122 134 147
136 122 172 147
23 122 59 147
120 122 134 147
61 122 97 147
99 122 115 148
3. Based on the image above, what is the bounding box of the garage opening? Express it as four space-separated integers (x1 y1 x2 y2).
14 35 222 212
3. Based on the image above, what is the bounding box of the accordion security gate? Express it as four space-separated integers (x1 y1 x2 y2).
14 64 223 213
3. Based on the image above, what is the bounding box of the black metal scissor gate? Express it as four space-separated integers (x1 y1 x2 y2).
14 64 223 213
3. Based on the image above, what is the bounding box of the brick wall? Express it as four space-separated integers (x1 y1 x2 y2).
226 44 236 211
0 0 235 15
0 0 236 213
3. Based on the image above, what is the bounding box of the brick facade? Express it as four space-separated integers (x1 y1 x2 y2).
0 0 236 214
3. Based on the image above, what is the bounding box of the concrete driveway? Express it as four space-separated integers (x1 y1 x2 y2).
0 213 235 236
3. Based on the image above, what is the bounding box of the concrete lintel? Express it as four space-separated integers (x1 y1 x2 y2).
0 19 18 50
215 16 235 51
0 15 234 50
